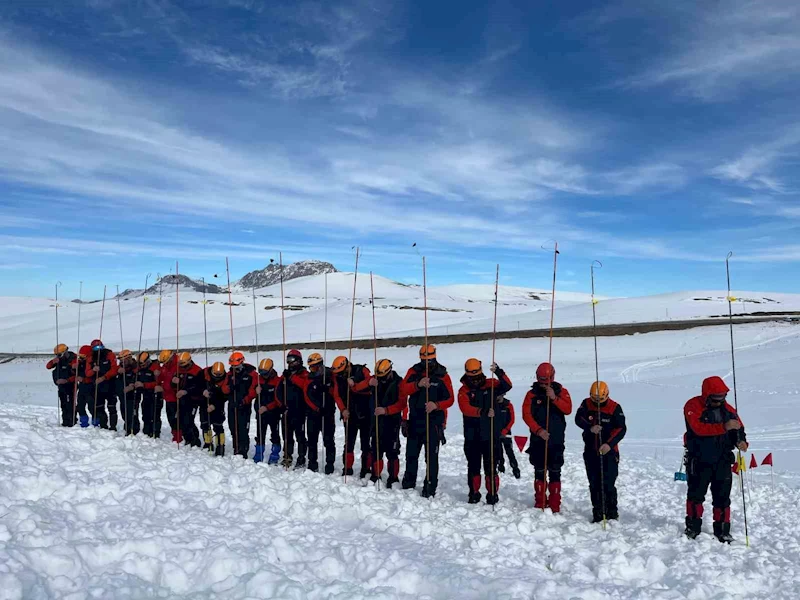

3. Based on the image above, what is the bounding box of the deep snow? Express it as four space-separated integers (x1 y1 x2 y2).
2 319 800 598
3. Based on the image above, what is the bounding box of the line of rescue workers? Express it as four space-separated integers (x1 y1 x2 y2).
46 340 748 543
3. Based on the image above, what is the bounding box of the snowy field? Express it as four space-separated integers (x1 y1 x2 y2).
2 271 800 353
2 320 800 598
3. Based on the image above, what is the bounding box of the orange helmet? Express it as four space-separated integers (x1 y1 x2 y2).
178 351 192 368
332 356 349 374
590 381 609 403
158 349 174 364
54 344 68 356
420 344 436 360
138 352 151 365
119 349 133 361
375 358 393 377
258 358 274 373
211 362 227 378
229 351 245 366
464 358 482 376
308 353 323 367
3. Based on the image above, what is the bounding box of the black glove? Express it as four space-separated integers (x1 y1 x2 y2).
401 419 408 438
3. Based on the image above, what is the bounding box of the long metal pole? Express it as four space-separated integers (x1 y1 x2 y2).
591 261 606 528
72 282 83 425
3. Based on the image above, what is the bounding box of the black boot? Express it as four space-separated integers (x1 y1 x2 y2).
324 463 335 475
308 461 319 473
370 474 380 484
486 493 499 506
401 478 416 490
387 475 399 489
341 466 354 476
685 517 702 540
294 457 306 471
360 465 370 479
468 491 481 504
421 481 435 498
591 509 604 524
714 521 734 544
512 466 521 479
496 462 505 474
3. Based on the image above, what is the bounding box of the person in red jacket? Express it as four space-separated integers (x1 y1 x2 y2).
255 358 284 465
368 359 409 487
116 349 139 435
278 349 311 469
401 345 455 498
227 351 258 459
157 349 180 442
522 362 572 512
495 394 520 479
331 355 373 478
458 359 512 505
46 344 77 427
176 351 204 447
575 381 626 523
203 361 229 456
684 376 748 543
86 339 119 430
135 352 161 437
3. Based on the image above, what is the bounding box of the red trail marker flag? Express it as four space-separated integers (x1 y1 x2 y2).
750 454 758 469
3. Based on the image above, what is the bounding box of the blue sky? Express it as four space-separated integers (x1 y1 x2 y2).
1 0 799 299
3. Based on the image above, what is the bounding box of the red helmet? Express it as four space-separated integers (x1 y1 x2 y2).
79 345 91 358
287 349 302 367
536 362 555 384
90 339 104 350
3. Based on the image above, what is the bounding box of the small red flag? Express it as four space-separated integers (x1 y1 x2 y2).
732 462 739 474
749 454 758 469
762 453 773 467
514 435 528 452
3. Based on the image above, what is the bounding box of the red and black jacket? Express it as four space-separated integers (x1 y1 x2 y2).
369 371 409 424
86 349 119 388
257 372 283 412
303 368 340 415
204 368 230 408
458 368 512 442
115 361 138 399
684 377 745 464
158 356 178 403
575 398 626 456
46 352 77 387
135 362 160 398
522 381 572 446
178 363 205 402
402 361 454 427
333 364 372 419
228 364 258 408
277 367 309 417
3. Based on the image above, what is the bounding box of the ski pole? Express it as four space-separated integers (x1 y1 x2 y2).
726 252 750 547
344 248 360 482
591 260 606 528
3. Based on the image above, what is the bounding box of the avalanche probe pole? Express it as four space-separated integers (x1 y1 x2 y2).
226 258 238 456
201 277 212 452
422 255 431 492
93 286 107 426
370 271 380 489
135 274 151 426
175 263 182 445
542 241 559 511
591 260 606 529
252 283 262 459
72 282 83 425
115 285 128 435
726 252 750 547
55 281 62 425
344 248 360 483
279 253 288 469
490 264 499 509
154 274 163 437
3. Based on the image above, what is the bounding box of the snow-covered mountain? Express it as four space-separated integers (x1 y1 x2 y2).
116 275 224 299
236 260 337 291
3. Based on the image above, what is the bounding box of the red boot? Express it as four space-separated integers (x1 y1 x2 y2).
534 480 547 509
548 482 562 513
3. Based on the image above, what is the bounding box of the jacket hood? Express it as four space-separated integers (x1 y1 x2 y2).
701 376 730 399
